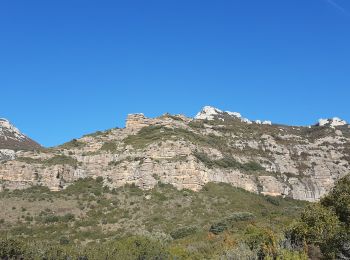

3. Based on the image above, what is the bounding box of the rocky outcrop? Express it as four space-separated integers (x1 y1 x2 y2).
0 118 41 161
194 106 272 125
0 107 349 202
126 114 152 131
317 117 347 127
0 149 16 162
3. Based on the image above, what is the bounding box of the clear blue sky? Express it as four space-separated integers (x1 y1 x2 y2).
0 0 349 147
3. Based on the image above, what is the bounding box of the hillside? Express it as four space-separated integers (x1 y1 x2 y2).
0 178 309 259
0 106 349 201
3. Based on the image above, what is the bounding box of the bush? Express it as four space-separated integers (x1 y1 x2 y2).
244 225 279 259
61 213 75 222
226 212 255 222
59 139 85 149
242 161 265 171
210 212 254 235
265 196 280 206
209 221 228 235
59 236 70 245
287 175 350 259
16 157 42 164
0 238 28 259
45 155 78 167
43 215 60 223
288 204 341 258
96 176 104 183
170 226 198 239
194 151 264 171
100 142 117 152
85 236 170 259
321 174 350 226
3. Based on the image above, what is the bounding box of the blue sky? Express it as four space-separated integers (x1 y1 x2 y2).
0 0 349 147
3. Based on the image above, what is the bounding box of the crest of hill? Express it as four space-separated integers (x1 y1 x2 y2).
0 118 41 151
0 107 349 203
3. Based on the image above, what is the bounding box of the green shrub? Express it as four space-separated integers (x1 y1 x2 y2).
170 226 198 239
59 236 70 245
288 204 341 258
100 142 117 152
244 225 279 259
321 174 350 226
16 157 42 164
242 161 265 171
83 130 105 137
194 151 264 171
43 215 60 223
44 155 78 167
210 212 254 235
0 238 28 259
265 196 281 206
61 213 75 222
59 139 85 149
124 125 227 151
96 176 104 183
93 236 170 259
226 212 255 222
24 216 33 222
209 221 228 235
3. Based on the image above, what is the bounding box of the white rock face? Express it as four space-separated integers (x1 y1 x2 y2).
0 118 41 151
242 118 253 124
0 118 26 141
0 149 16 161
255 120 272 125
226 111 242 118
195 106 223 120
195 106 270 125
318 117 347 127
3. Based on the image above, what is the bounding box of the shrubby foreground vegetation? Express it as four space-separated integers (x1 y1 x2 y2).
0 175 349 259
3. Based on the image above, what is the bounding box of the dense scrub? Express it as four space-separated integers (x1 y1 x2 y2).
0 179 309 259
289 174 350 259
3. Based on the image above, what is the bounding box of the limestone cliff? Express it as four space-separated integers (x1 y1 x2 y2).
0 107 349 202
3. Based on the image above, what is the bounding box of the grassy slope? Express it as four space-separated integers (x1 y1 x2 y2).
0 179 308 258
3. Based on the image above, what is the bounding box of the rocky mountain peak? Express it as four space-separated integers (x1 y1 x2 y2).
0 118 26 141
0 118 41 152
194 106 272 125
317 117 347 128
195 106 240 120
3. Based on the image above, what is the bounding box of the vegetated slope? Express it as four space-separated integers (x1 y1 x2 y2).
0 106 349 202
0 179 308 259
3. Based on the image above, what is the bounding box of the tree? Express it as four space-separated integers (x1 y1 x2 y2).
288 174 350 259
244 225 279 259
321 175 350 226
290 204 340 245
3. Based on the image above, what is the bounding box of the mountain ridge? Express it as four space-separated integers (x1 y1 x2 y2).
0 106 349 202
0 118 41 162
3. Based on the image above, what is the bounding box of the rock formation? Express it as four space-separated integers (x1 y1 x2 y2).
0 107 349 202
0 118 41 161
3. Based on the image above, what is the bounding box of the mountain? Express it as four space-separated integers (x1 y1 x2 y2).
194 105 272 125
0 107 349 201
0 118 41 161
